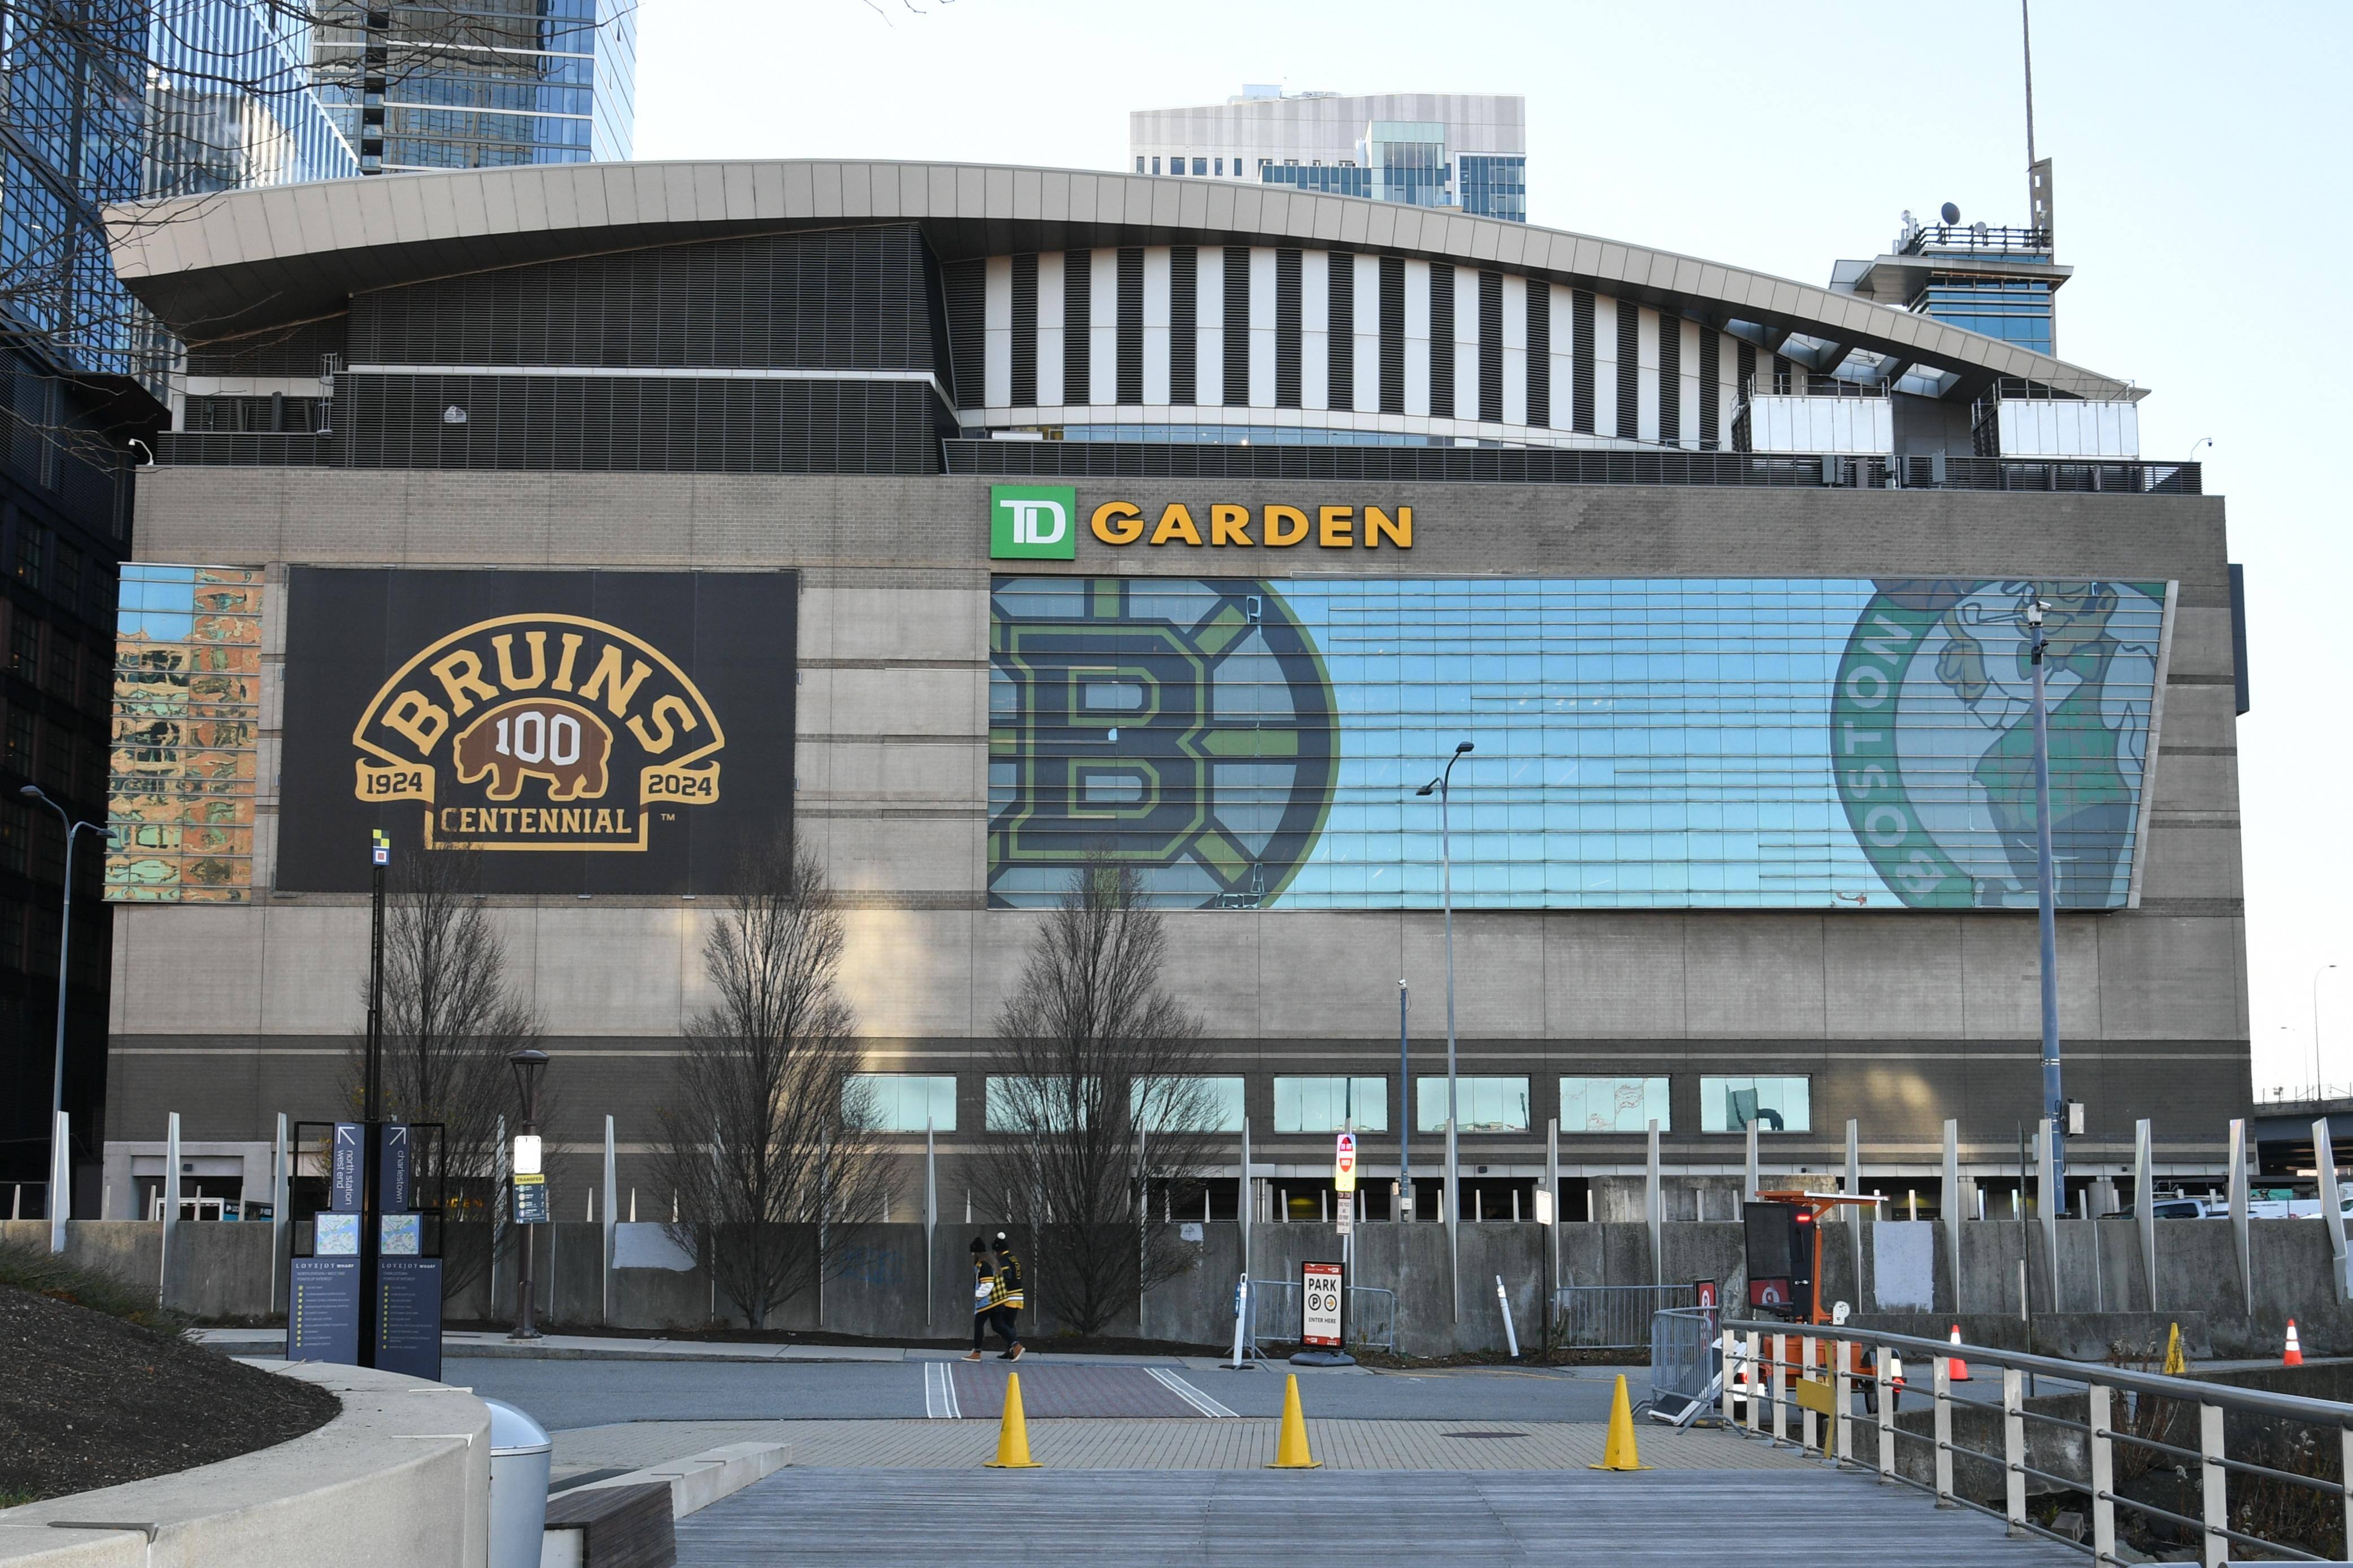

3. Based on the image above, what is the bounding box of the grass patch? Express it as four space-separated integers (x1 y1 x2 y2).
0 1238 188 1336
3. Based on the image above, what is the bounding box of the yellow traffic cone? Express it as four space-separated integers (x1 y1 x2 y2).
1266 1373 1321 1469
983 1370 1042 1469
1589 1373 1652 1471
2163 1322 2186 1377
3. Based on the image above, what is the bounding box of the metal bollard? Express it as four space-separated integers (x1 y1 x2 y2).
1833 1338 1854 1464
1876 1346 1896 1482
1745 1330 1762 1434
1720 1329 1738 1425
1799 1335 1818 1453
2199 1402 2226 1568
1770 1334 1789 1446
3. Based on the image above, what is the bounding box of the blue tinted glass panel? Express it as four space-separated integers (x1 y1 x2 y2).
989 576 2168 912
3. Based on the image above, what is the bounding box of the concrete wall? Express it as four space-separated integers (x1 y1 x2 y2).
103 469 2248 1251
36 1206 2353 1359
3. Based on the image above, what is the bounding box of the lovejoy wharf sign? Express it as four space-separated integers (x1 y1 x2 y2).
277 569 796 894
988 484 1414 560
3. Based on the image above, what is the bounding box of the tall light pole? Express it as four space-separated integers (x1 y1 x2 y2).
2024 599 2065 1213
20 785 114 1250
2317 964 2340 1098
508 1047 550 1339
1417 740 1473 1317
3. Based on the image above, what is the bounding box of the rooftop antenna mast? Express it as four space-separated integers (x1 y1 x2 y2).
2020 0 2038 218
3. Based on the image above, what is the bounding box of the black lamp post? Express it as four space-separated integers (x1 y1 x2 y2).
508 1047 550 1339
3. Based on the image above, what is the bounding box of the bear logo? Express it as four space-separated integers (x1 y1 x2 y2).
451 698 613 802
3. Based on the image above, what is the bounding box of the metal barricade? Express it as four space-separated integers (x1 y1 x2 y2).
1345 1286 1397 1353
1553 1283 1696 1349
1242 1278 1398 1356
1646 1306 1722 1426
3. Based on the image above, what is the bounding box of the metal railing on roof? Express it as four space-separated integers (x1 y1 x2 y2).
1721 1316 2353 1565
1899 223 2054 257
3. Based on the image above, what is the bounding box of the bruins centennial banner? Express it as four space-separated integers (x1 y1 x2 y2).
279 570 794 893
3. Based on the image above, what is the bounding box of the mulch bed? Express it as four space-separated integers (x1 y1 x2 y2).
0 1285 339 1506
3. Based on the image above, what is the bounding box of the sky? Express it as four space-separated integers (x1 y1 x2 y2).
632 0 2353 1098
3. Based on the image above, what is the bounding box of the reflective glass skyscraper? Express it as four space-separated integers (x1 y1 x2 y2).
310 0 635 173
147 0 360 198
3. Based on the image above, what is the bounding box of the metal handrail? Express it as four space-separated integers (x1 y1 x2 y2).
1722 1316 2353 1566
1726 1318 2353 1430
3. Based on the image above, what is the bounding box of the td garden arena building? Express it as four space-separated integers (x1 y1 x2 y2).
95 159 2245 1224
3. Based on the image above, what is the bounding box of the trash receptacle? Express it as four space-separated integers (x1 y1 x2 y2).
483 1397 552 1568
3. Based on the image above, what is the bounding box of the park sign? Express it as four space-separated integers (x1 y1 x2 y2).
1302 1262 1344 1348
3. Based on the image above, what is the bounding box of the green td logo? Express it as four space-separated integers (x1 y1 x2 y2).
990 484 1077 560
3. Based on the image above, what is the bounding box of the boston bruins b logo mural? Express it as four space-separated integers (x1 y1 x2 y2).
351 614 724 853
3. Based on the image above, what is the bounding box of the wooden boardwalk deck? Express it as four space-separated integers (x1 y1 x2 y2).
677 1466 2090 1566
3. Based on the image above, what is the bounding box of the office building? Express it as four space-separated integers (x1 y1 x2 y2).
1131 88 1526 221
310 0 636 173
146 0 359 197
95 158 2239 1238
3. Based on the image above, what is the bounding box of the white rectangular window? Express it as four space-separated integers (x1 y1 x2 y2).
1132 1076 1247 1133
1700 1076 1811 1134
1416 1077 1531 1133
1274 1076 1388 1133
847 1073 957 1133
1559 1076 1670 1134
986 1075 1095 1132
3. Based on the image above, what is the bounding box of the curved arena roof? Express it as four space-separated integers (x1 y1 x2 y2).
107 159 2136 403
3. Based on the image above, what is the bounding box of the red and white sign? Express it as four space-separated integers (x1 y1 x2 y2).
1334 1133 1357 1193
1302 1262 1344 1347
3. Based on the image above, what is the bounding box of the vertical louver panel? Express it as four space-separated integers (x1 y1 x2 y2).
1063 249 1091 408
1698 327 1720 451
943 257 985 410
1658 311 1681 447
1616 302 1639 439
1571 290 1596 434
1222 246 1250 406
1478 270 1504 425
1274 248 1302 409
1169 247 1197 406
1009 254 1038 407
1429 263 1455 418
1327 252 1354 412
1527 280 1550 430
1378 256 1405 414
1116 247 1144 405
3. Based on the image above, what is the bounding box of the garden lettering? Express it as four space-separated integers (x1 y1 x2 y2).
1089 501 1412 550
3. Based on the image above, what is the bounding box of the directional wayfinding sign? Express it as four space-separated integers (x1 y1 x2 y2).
289 1256 361 1363
1334 1132 1356 1192
513 1170 548 1225
1302 1262 1344 1348
378 1123 413 1212
329 1121 363 1213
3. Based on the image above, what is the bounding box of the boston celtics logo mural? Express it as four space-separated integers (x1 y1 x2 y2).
1832 579 2166 909
989 578 1339 908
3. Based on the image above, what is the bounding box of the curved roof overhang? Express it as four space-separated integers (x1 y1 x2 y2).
106 159 2138 403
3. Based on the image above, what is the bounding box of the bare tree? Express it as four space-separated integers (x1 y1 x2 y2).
342 844 542 1295
655 833 884 1330
975 858 1219 1337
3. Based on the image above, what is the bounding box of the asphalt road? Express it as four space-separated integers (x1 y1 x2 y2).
448 1355 1649 1430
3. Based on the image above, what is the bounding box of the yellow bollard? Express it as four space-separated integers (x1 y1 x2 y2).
984 1370 1042 1469
2163 1322 2186 1377
1266 1372 1322 1469
1589 1373 1652 1471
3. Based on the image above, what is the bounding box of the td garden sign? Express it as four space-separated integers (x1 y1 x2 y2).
990 483 1413 560
278 569 795 894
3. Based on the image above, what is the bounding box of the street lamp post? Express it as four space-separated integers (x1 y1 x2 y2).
2317 964 2340 1098
1417 740 1473 1318
2024 599 2066 1213
20 786 114 1252
508 1048 550 1339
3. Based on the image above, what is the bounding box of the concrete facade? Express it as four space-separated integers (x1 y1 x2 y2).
106 466 2248 1210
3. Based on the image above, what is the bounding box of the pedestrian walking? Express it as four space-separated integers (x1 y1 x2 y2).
965 1237 1010 1361
990 1231 1025 1361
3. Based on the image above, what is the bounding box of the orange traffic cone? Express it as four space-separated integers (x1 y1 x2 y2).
2284 1320 2304 1368
1946 1324 1972 1382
